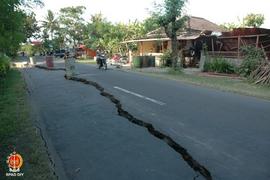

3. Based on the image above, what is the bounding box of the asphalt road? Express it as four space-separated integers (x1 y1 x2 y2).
23 58 270 180
22 61 200 180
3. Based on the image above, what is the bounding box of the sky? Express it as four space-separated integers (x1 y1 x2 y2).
34 0 270 28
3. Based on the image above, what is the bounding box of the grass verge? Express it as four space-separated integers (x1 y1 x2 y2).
129 68 270 100
76 59 96 64
0 69 56 180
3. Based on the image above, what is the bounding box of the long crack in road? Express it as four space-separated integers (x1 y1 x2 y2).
35 65 212 180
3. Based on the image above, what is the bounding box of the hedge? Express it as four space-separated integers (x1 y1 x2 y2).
0 54 11 76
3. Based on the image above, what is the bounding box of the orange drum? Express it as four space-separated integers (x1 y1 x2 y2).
45 56 54 68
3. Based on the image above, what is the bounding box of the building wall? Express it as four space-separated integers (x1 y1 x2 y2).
137 41 171 55
138 41 155 55
85 48 96 58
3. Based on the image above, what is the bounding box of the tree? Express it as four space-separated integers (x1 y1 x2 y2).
41 30 51 52
0 0 26 56
153 0 188 69
0 0 43 56
84 13 119 53
220 22 238 31
84 13 110 50
23 12 40 41
52 30 65 50
84 13 146 55
42 10 58 40
41 10 59 51
124 21 145 40
142 16 160 34
59 6 86 47
20 0 44 8
243 13 265 28
220 13 265 31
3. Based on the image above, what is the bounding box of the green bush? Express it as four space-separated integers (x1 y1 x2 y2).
77 56 93 60
204 57 236 74
239 46 264 77
160 50 172 67
21 44 37 57
0 54 11 76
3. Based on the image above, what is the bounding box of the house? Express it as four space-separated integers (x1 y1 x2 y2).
123 16 224 67
76 45 96 58
210 28 270 61
31 41 43 46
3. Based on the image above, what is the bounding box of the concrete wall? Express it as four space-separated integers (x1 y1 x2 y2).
146 53 163 67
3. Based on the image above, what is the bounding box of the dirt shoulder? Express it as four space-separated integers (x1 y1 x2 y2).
0 69 56 180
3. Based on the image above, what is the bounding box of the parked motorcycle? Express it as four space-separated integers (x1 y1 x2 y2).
110 54 128 66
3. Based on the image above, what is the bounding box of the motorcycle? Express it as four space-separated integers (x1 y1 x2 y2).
96 51 107 70
109 54 128 68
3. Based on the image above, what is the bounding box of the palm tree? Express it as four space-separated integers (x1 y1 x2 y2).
42 10 57 40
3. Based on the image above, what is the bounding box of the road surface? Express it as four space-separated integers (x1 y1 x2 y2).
22 58 270 180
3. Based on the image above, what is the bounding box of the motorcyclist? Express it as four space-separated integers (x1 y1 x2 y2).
96 49 101 68
97 49 107 70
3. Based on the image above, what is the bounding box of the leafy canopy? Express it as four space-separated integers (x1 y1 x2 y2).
58 6 86 46
42 10 58 39
152 0 188 69
243 13 265 28
221 13 265 30
0 0 43 56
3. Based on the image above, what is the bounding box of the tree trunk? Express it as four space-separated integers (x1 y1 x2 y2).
73 38 77 48
171 34 178 70
163 20 182 70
